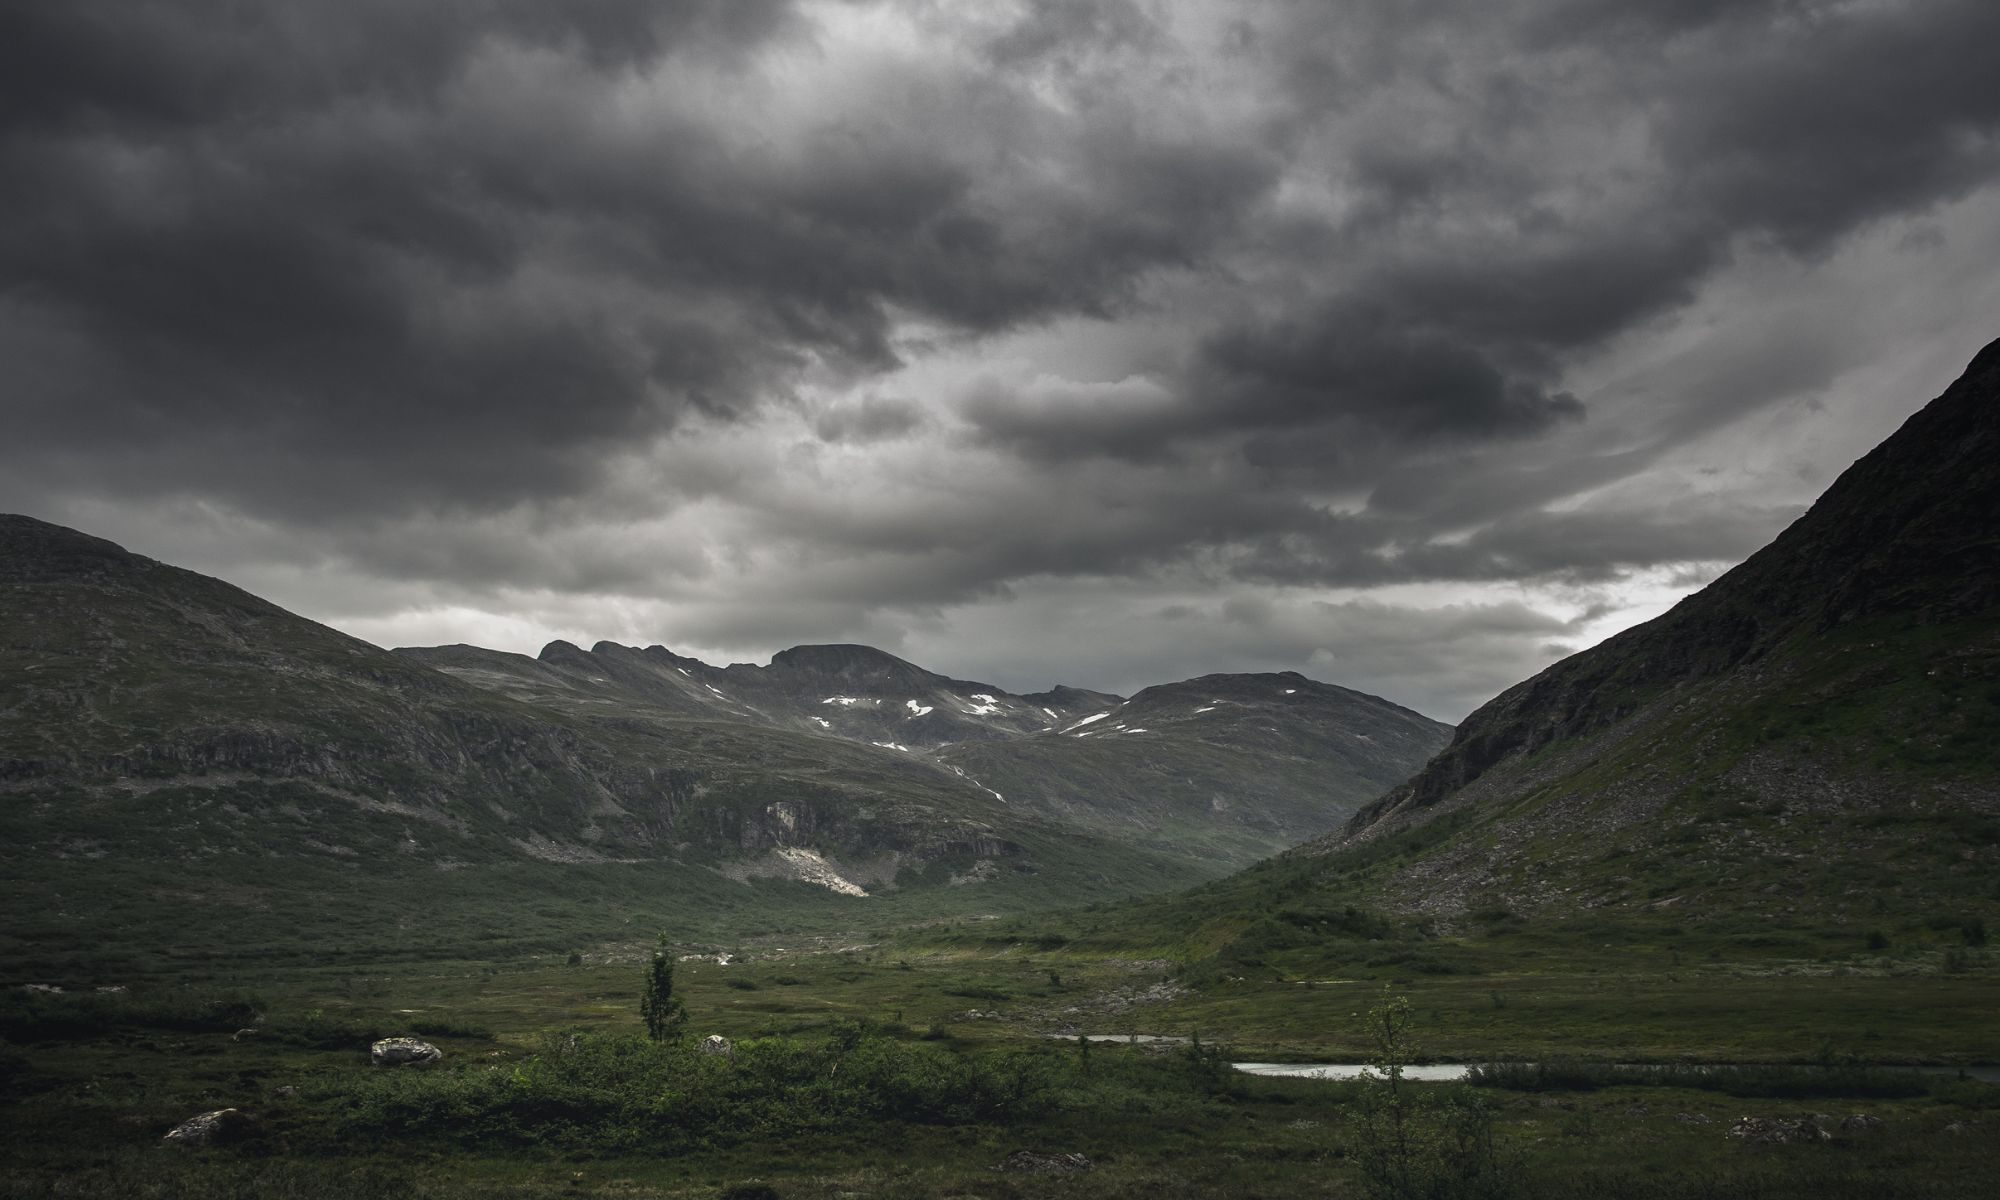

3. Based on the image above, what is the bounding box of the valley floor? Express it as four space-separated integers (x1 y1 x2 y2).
3 938 1996 1199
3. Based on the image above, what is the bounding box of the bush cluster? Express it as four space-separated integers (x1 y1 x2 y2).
1466 1059 1932 1099
0 987 264 1042
324 1022 1064 1151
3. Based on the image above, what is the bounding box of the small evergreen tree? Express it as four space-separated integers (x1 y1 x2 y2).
640 934 688 1042
1351 985 1515 1199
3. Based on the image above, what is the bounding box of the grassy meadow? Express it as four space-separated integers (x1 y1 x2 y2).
3 913 1996 1199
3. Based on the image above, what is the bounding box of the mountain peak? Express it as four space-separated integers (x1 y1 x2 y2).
767 643 929 678
537 639 592 665
1022 684 1127 709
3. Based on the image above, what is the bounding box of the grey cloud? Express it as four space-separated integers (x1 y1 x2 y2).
983 0 1162 68
814 395 929 444
960 374 1191 462
1392 503 1795 584
1658 2 2000 257
0 0 1282 521
846 578 1585 719
1223 498 1797 590
1202 306 1587 442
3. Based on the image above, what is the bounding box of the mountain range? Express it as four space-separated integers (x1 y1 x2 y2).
0 517 1448 969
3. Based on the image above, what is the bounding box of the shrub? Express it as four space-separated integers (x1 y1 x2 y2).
0 987 266 1043
942 986 1010 1003
1467 1060 1929 1100
409 1017 495 1040
325 1026 1063 1151
1351 988 1519 1199
641 934 688 1042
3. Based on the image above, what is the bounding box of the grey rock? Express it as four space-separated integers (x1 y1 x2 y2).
1728 1116 1831 1144
995 1151 1092 1174
370 1037 443 1067
162 1108 250 1147
700 1034 734 1058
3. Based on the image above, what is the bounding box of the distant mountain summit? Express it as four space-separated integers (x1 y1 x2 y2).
1309 337 2000 926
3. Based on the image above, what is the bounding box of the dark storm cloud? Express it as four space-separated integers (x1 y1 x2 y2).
0 0 1279 519
1657 3 2000 257
1201 305 1586 441
957 0 2000 511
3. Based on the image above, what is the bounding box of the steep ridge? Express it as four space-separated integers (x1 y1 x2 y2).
1299 337 2000 923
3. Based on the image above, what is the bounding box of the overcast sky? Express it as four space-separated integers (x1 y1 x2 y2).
5 1 1998 721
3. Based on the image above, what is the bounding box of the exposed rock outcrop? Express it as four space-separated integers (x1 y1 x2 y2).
162 1108 251 1147
370 1037 442 1067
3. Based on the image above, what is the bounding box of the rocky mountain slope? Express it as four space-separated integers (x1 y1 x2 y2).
1295 336 2000 928
0 516 1037 885
938 673 1451 867
398 643 1452 869
0 514 1449 968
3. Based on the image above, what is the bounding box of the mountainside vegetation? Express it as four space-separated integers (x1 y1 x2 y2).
0 514 1446 976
